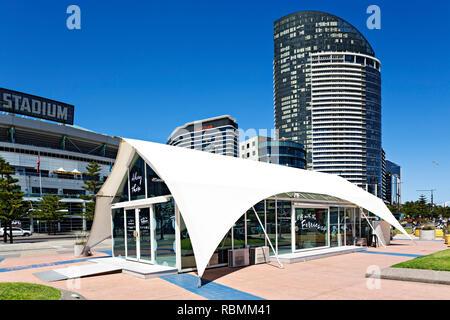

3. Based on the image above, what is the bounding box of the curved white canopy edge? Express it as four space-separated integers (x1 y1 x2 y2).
86 138 410 277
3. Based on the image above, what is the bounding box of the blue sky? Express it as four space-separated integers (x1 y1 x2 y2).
0 0 449 204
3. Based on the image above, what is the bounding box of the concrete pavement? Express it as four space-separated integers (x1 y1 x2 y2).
0 237 448 300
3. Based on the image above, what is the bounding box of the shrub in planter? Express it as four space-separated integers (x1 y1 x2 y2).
420 224 435 240
74 232 88 257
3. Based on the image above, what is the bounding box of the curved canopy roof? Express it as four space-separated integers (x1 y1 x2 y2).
86 138 409 277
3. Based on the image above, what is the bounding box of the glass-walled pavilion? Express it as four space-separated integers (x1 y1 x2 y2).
110 152 369 273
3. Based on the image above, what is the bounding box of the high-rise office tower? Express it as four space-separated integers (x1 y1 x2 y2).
273 11 382 197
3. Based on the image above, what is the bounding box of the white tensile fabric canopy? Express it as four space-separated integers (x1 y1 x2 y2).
85 138 410 278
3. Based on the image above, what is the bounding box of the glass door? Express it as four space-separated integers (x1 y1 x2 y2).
138 208 152 262
125 207 152 263
125 209 138 260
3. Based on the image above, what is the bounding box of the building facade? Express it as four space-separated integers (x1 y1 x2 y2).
167 115 239 157
240 136 306 169
273 11 383 198
259 139 306 169
239 136 269 161
0 107 119 233
384 160 401 205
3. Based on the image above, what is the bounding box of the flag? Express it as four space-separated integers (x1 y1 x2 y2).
37 155 40 173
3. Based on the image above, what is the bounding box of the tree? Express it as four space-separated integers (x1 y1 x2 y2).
402 201 420 218
387 203 401 214
417 194 431 217
80 162 104 222
33 195 67 235
0 156 31 243
434 205 450 219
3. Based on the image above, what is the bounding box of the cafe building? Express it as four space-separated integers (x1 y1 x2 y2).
85 138 409 279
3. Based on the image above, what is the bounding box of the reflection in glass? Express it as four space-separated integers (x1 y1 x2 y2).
138 208 151 261
329 207 339 247
277 201 292 254
112 208 125 257
339 208 346 246
345 207 355 245
126 209 137 259
233 215 245 249
113 174 129 204
180 213 196 269
146 164 171 198
295 208 328 250
216 230 232 265
246 201 265 248
266 200 277 256
154 200 176 267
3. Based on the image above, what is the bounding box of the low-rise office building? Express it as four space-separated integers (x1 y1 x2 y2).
240 136 306 169
167 115 239 157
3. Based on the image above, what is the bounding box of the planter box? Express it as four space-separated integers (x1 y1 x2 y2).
74 244 84 257
419 230 435 241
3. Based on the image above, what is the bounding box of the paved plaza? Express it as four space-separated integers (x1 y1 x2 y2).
0 236 448 300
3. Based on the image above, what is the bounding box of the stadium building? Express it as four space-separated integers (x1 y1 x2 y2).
0 88 119 233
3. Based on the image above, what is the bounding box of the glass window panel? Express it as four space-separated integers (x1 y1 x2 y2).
154 200 176 267
329 207 339 247
112 173 129 204
180 213 195 269
246 201 265 248
129 154 146 201
146 164 171 198
112 208 125 258
233 215 246 249
344 207 355 245
266 200 277 255
277 200 292 254
294 208 329 250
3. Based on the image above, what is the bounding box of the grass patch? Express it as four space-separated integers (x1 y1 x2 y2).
0 282 61 300
392 249 450 272
395 228 412 234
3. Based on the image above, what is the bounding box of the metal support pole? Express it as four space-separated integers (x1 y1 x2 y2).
252 207 283 269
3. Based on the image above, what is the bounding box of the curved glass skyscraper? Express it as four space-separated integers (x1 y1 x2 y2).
273 11 382 197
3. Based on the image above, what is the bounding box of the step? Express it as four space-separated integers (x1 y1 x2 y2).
271 246 366 264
